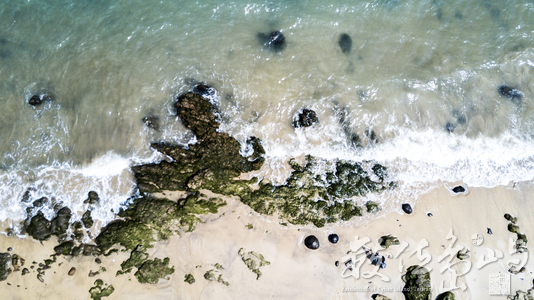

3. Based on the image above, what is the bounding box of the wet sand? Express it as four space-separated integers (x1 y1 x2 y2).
1 181 533 299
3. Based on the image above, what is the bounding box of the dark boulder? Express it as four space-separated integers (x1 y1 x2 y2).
401 203 412 214
28 95 42 106
26 211 52 241
452 186 465 193
292 108 319 128
82 210 94 228
84 191 100 204
50 207 72 236
142 116 159 131
0 253 11 281
257 31 286 52
338 33 352 54
328 234 339 244
487 227 493 235
402 265 431 300
304 235 320 250
498 85 522 102
32 197 47 207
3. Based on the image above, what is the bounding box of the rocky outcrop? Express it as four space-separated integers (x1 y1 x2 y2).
0 253 11 281
134 257 174 284
402 265 431 300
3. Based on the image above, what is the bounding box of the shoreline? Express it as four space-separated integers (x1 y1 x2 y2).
1 180 532 299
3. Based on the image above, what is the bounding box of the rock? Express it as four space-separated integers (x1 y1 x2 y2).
21 268 29 275
82 244 102 256
365 128 378 144
366 201 380 213
488 228 493 235
372 294 392 300
142 116 159 131
427 212 433 217
445 122 455 133
50 207 72 236
338 33 352 54
504 213 518 224
26 211 52 241
88 270 99 277
32 197 47 207
0 253 11 281
378 235 400 249
402 203 413 214
498 85 522 102
54 241 74 256
335 261 339 267
257 31 286 52
89 279 115 299
6 248 12 252
84 191 100 204
68 267 76 276
184 274 195 284
328 234 339 244
82 210 94 228
508 224 520 234
304 235 320 250
452 186 465 193
292 108 319 128
456 249 470 260
95 258 102 264
28 95 43 106
238 248 270 280
402 265 431 300
509 266 526 275
436 291 455 300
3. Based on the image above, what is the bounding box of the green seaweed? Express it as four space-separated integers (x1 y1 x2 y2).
238 248 270 280
378 235 400 249
116 245 149 276
184 273 195 284
134 257 175 284
89 279 114 300
0 253 11 281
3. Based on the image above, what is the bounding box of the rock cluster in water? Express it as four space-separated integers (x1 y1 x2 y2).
292 108 319 128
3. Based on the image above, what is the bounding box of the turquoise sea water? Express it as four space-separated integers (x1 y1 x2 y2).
1 0 534 229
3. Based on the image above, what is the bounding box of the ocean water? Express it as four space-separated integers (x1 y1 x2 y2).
1 0 534 231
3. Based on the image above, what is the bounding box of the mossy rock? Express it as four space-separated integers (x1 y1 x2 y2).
95 220 154 252
117 245 149 275
436 291 455 300
184 274 195 284
366 201 380 213
0 253 11 281
504 213 518 224
508 224 520 234
402 265 431 300
54 241 74 256
134 257 175 284
456 249 470 260
378 235 400 249
89 279 114 300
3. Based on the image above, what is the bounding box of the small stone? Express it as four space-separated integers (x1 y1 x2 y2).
28 95 43 106
335 261 339 267
37 274 44 282
427 213 433 217
68 267 76 276
504 213 517 224
184 274 195 284
262 31 285 52
95 258 102 264
487 228 493 235
142 116 159 131
304 235 320 250
401 204 412 214
21 268 29 275
6 248 12 252
328 234 339 244
452 186 465 193
88 270 99 277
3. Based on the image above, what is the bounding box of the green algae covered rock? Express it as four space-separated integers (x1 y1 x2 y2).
134 257 175 284
89 279 114 300
366 201 380 213
402 265 431 300
238 248 271 279
0 253 11 281
54 241 74 256
184 273 195 284
116 245 149 276
131 88 392 228
378 235 400 249
96 220 154 252
436 291 455 300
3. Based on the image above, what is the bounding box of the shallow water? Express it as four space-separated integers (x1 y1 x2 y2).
1 0 534 228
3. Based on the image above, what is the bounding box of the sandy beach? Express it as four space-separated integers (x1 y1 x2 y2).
1 180 532 300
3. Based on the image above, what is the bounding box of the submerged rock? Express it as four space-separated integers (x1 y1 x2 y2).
402 203 413 214
498 85 522 102
257 31 286 52
142 116 159 131
304 235 320 250
292 108 319 128
445 122 455 133
28 95 43 106
328 234 339 244
436 291 455 300
452 186 465 193
84 191 100 205
338 33 352 54
402 265 431 300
